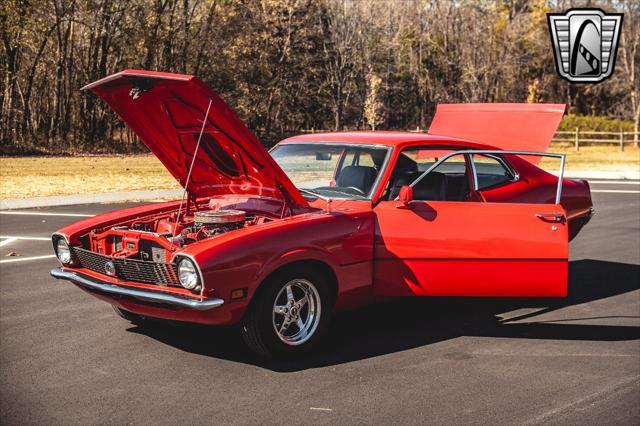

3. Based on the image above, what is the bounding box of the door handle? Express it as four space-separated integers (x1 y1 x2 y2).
535 213 565 223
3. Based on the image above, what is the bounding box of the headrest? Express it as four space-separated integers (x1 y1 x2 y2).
337 166 377 193
395 153 418 172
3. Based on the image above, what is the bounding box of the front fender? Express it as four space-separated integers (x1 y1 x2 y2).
179 209 374 319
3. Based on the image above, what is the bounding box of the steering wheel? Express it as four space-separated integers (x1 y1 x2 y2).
346 186 365 195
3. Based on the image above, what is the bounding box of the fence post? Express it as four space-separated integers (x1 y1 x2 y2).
619 128 624 152
574 127 579 151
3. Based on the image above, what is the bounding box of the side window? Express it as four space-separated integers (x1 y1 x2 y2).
472 155 514 190
413 154 469 201
385 147 471 202
431 155 466 175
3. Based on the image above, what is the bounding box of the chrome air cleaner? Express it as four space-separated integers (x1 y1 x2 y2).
194 210 246 235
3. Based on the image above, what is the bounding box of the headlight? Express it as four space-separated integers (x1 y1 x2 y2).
55 238 72 264
178 258 199 290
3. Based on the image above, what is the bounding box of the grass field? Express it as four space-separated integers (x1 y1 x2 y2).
538 144 640 170
1 145 638 199
0 155 179 199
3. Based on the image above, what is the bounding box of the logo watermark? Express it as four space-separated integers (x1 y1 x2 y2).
547 8 623 83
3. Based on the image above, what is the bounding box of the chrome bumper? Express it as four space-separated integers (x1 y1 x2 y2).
50 268 224 311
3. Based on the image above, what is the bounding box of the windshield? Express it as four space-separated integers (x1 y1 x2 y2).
270 143 390 199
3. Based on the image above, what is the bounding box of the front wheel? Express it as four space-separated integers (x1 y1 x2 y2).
241 267 332 358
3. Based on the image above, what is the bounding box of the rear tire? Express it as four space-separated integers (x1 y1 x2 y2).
112 305 146 324
241 266 332 358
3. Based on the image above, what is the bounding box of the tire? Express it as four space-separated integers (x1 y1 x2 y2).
112 305 146 324
240 266 332 358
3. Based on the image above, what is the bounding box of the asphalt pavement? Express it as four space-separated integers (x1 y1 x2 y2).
1 181 639 425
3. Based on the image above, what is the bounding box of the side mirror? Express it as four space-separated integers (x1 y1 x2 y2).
398 185 413 205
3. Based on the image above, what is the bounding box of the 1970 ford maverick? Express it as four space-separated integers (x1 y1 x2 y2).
51 70 593 357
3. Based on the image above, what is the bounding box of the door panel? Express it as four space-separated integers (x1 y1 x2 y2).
373 200 568 297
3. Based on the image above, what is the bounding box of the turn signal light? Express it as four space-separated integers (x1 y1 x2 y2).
230 288 247 300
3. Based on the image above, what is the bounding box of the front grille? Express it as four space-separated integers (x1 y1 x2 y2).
72 247 179 287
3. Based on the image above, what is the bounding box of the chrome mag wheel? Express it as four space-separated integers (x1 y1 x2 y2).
272 279 321 346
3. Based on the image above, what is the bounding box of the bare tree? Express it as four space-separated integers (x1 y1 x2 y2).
364 68 383 130
320 0 361 130
1 0 637 154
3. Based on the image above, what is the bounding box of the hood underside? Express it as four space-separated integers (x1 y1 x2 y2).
84 70 307 207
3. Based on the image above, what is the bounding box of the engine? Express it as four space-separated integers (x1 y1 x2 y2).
194 210 246 234
80 208 273 263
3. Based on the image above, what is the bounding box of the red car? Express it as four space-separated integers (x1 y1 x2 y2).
51 70 593 357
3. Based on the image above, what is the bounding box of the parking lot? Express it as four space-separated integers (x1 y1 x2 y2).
1 181 639 425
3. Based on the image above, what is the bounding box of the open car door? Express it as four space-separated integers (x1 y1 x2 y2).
373 150 569 297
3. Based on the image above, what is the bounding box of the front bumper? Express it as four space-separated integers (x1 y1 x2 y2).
50 268 224 311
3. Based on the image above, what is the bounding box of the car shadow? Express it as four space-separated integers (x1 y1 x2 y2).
128 259 640 372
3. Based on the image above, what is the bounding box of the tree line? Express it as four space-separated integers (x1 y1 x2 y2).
1 0 638 154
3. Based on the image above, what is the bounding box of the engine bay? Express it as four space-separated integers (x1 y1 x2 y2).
82 207 276 263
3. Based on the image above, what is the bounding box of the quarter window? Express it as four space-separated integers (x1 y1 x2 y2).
472 154 514 190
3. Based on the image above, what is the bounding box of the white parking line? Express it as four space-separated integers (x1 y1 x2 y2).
588 180 640 185
0 237 17 247
0 236 51 241
0 211 93 217
0 254 56 264
591 189 640 194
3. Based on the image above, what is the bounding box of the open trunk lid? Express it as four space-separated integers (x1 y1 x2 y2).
428 103 566 164
83 70 307 207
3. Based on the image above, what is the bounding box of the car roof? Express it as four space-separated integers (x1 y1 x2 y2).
278 131 494 150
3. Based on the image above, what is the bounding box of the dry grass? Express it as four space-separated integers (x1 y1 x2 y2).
0 155 179 199
1 145 638 199
540 144 640 171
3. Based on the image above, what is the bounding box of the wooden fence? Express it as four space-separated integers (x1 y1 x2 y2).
552 129 640 151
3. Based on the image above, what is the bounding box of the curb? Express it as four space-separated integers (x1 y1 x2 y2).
0 189 182 210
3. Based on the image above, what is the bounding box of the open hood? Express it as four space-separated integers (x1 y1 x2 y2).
84 70 307 207
428 103 565 164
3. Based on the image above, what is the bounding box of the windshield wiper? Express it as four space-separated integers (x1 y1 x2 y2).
298 188 331 201
324 189 367 199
